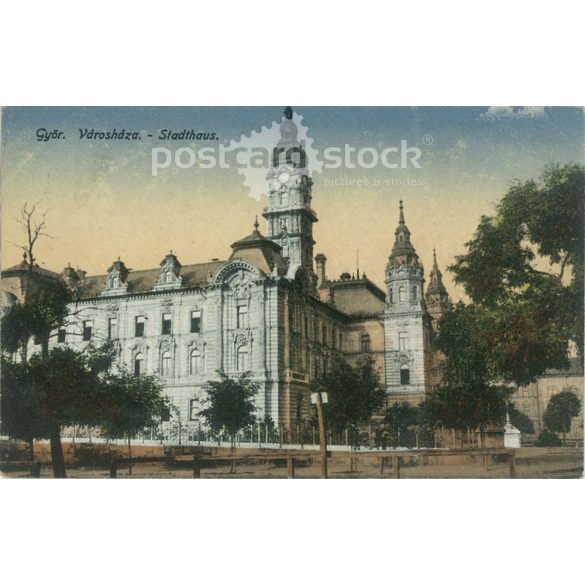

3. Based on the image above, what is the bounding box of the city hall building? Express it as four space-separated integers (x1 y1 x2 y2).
1 109 453 432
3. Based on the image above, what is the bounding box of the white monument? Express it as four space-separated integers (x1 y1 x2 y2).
504 411 521 448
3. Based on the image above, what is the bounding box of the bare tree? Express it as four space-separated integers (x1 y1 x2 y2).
14 200 54 276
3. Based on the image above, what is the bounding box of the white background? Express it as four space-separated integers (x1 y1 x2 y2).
1 2 583 584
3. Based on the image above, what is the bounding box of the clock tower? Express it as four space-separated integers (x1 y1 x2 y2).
263 107 318 289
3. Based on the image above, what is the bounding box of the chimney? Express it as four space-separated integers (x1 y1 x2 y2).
315 253 327 288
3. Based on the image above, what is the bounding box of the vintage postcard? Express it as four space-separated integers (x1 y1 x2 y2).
1 106 583 478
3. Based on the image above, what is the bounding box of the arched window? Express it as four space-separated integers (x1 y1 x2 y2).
161 351 171 376
388 288 393 303
134 353 144 376
411 286 417 300
400 365 410 385
237 345 249 372
190 349 202 375
398 286 406 302
361 332 371 353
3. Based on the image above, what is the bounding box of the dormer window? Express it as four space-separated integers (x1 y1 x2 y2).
101 258 129 297
154 252 183 291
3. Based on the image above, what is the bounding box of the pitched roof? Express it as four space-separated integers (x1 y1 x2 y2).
79 260 226 298
2 260 60 280
327 276 386 316
229 222 285 276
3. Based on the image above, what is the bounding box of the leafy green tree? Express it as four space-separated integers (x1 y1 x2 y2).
1 345 107 477
450 163 584 381
1 343 167 477
429 165 583 444
423 383 510 446
311 356 386 435
537 428 563 447
543 390 581 444
1 276 72 361
508 405 535 435
384 402 419 446
98 368 168 473
199 371 259 451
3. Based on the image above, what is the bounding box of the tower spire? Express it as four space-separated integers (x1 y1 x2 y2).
387 200 419 268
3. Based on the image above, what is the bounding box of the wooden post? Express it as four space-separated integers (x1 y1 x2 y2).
287 456 295 479
508 450 516 479
392 454 400 479
316 392 328 479
193 454 201 479
109 454 118 479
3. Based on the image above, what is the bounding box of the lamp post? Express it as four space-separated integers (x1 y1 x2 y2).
312 392 328 479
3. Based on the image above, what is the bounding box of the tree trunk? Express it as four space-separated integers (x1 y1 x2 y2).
127 437 132 475
230 435 235 473
28 439 34 462
50 429 66 478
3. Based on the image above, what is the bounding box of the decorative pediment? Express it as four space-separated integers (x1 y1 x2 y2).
101 258 129 297
232 330 253 347
154 252 183 291
212 260 260 286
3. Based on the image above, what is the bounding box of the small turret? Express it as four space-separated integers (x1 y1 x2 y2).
425 248 452 328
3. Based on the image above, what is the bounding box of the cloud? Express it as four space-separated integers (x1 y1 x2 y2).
480 106 546 120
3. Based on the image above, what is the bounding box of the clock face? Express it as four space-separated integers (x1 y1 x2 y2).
278 171 290 185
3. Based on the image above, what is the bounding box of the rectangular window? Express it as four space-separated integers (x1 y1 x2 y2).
135 316 145 337
57 328 66 343
189 399 199 421
162 313 172 335
236 305 248 329
107 317 117 340
161 353 171 376
82 321 92 342
190 310 201 333
236 347 249 372
400 367 410 385
399 332 408 351
361 334 371 353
